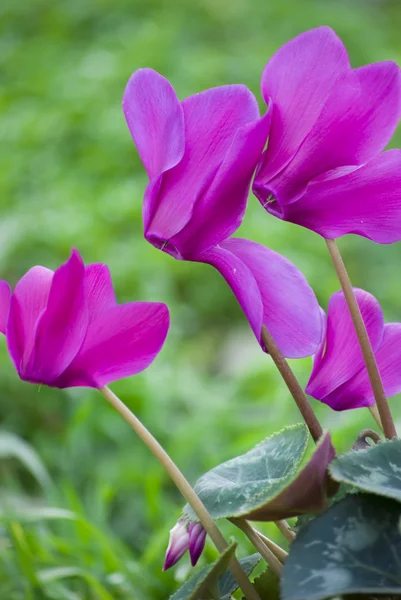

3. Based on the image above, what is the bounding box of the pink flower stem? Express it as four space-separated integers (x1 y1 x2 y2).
231 518 283 575
99 386 261 600
325 239 397 440
275 519 296 542
261 326 323 443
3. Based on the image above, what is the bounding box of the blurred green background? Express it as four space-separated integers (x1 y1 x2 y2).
1 0 401 597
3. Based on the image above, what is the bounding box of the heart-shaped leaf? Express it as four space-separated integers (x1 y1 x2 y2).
184 425 334 523
282 494 401 600
183 424 309 522
244 431 334 521
169 543 236 600
329 438 401 502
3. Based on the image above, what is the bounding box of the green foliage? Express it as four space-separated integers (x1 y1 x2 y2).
183 424 309 521
251 568 280 600
282 494 401 600
218 553 261 598
330 438 401 502
2 0 401 597
169 543 236 600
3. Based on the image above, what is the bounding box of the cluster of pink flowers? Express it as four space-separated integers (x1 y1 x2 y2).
2 26 401 572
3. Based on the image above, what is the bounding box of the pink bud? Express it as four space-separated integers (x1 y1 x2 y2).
188 522 207 566
163 519 190 571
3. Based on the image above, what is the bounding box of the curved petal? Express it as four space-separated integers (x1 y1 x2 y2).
306 289 384 400
146 85 260 242
321 324 401 411
84 263 116 320
123 69 185 232
123 68 185 180
281 150 401 242
6 267 54 373
56 302 170 388
353 61 401 160
188 522 207 566
258 61 401 206
0 281 11 334
27 249 88 384
200 238 322 358
170 107 271 257
258 26 350 188
308 308 327 380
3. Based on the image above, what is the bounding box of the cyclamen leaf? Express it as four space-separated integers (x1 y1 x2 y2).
184 424 333 522
184 424 309 522
282 494 401 600
169 543 236 600
219 553 261 598
329 438 401 502
247 568 280 600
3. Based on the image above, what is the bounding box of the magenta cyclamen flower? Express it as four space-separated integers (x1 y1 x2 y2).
163 519 206 570
123 68 322 358
0 249 169 388
306 289 401 411
253 26 401 243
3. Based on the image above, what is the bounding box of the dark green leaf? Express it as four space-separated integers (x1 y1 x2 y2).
169 543 236 600
184 424 309 522
251 568 280 600
219 553 261 598
330 438 401 502
282 494 401 600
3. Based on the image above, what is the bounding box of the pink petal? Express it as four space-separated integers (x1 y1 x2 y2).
188 523 207 566
324 323 401 410
84 263 116 321
258 27 350 188
306 289 384 401
6 267 54 374
146 85 261 242
169 107 271 257
123 69 185 231
200 238 322 358
26 250 88 383
281 150 401 243
353 61 401 160
0 281 11 334
163 520 190 571
123 68 185 180
258 61 401 206
57 302 169 388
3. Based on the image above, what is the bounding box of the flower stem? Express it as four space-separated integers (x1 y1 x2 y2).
325 239 397 440
253 529 288 563
99 386 260 600
231 519 282 575
261 326 323 443
275 519 296 542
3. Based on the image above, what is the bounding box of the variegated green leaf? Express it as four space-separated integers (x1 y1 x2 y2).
184 424 311 522
282 494 401 600
329 438 401 502
169 543 236 600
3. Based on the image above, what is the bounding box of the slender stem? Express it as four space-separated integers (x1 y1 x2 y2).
231 519 282 575
369 404 383 432
254 529 288 563
325 239 397 440
261 326 323 443
275 519 296 542
99 386 260 600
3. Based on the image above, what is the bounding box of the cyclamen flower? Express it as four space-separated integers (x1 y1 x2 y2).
163 519 206 570
306 289 401 410
0 249 169 388
253 26 401 243
123 68 322 358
